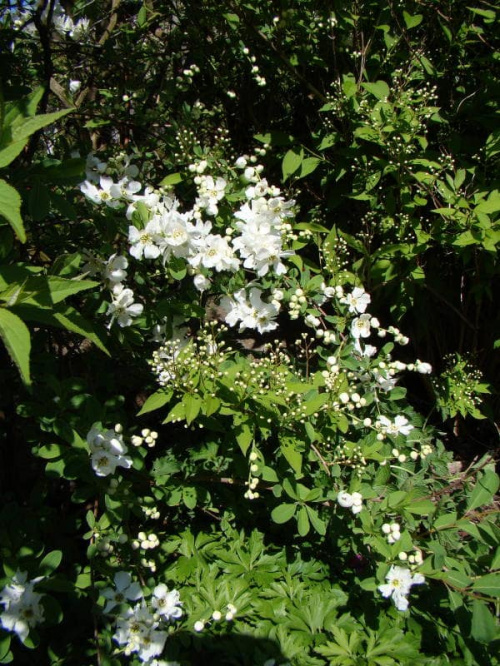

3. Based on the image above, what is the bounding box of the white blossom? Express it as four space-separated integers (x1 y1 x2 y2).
129 221 162 260
378 566 425 611
0 572 44 643
351 314 371 339
102 254 128 284
87 424 133 477
341 287 371 314
102 572 143 613
377 415 414 437
151 584 183 621
107 284 144 328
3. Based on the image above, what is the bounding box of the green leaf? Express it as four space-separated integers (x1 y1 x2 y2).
299 157 321 178
235 419 253 455
164 401 186 424
306 506 326 535
223 12 240 29
0 307 31 385
0 139 27 169
470 600 498 643
471 573 500 598
282 148 303 181
297 506 310 536
433 512 457 530
405 499 435 516
182 394 202 424
281 442 302 475
467 470 499 511
0 635 11 661
271 503 296 524
37 443 63 459
137 4 147 27
11 303 109 355
160 172 183 187
403 11 423 29
11 108 74 142
441 569 472 589
0 178 25 242
362 80 390 100
39 550 62 576
43 277 98 304
183 486 197 510
467 7 496 20
137 390 172 416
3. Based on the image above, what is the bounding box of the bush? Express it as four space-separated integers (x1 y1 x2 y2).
0 1 498 664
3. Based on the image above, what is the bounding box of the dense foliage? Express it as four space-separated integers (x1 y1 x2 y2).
0 1 499 664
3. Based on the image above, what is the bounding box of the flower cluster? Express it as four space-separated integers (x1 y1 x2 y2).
87 424 133 477
102 572 182 662
14 1 90 40
221 287 280 334
79 156 296 332
0 571 44 643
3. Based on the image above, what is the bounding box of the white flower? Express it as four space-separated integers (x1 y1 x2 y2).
190 234 239 272
350 492 363 514
110 177 142 202
82 251 104 277
341 287 371 314
0 574 44 643
196 175 226 215
84 153 107 183
151 584 183 621
193 274 210 292
378 566 425 611
221 288 279 334
337 491 354 508
113 602 167 661
415 360 432 374
102 571 143 613
80 176 121 208
377 415 414 437
87 424 133 477
69 79 81 94
305 314 321 328
375 373 398 392
107 284 143 328
351 314 371 339
128 221 162 260
102 254 128 284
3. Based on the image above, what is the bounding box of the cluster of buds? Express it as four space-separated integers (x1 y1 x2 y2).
289 288 306 319
337 490 363 514
382 522 401 544
140 557 157 573
386 326 410 345
194 603 238 632
244 451 261 499
132 532 160 550
131 429 159 448
399 549 424 566
335 391 367 411
96 537 115 555
143 505 160 520
316 328 336 344
334 443 367 476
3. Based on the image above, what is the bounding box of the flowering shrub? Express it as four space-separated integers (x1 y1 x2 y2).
0 1 499 665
